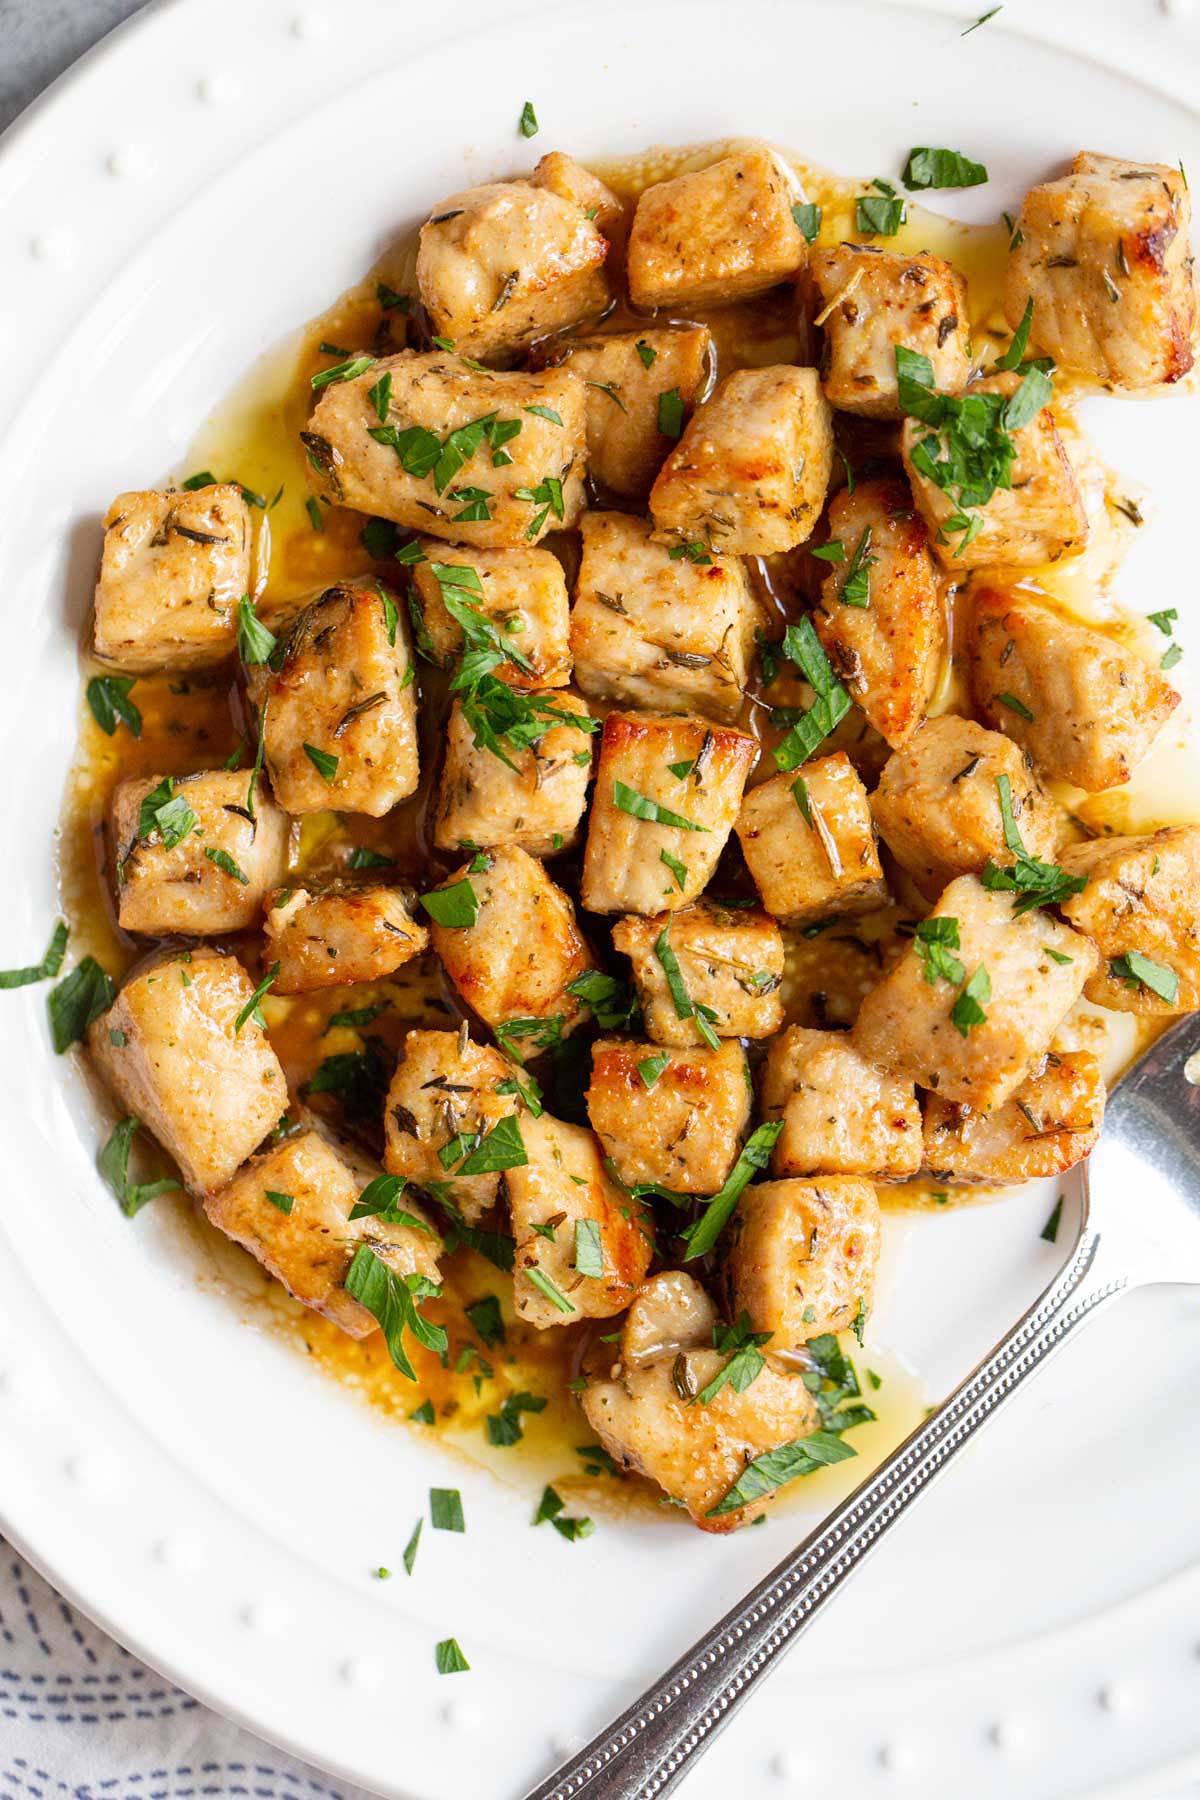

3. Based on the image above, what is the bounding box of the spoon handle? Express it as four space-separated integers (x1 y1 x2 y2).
524 1226 1125 1800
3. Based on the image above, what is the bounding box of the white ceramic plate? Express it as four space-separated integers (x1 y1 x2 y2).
3 2 1200 1795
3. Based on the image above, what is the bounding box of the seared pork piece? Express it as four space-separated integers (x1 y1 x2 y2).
570 512 762 723
612 901 784 1047
1004 152 1195 389
1060 825 1200 1015
263 883 427 994
93 485 250 672
530 151 624 234
88 948 288 1195
553 327 710 497
581 711 755 914
509 1114 652 1328
902 372 1088 570
110 770 288 936
382 1029 521 1224
812 476 945 749
247 580 417 817
427 846 595 1062
433 689 594 855
580 1270 822 1531
924 1050 1105 1184
304 352 587 549
812 244 971 418
416 176 608 357
729 1177 882 1344
650 365 834 556
969 587 1179 792
587 1037 752 1194
852 875 1097 1109
736 752 886 927
410 540 571 688
871 715 1061 901
205 1122 441 1337
761 1026 921 1180
627 148 807 310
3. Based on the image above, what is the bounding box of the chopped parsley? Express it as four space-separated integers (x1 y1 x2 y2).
1110 949 1179 1004
136 777 197 850
638 1051 670 1090
466 1294 506 1346
234 962 279 1034
49 956 115 1052
525 1267 575 1315
236 594 278 666
855 179 906 236
914 916 965 986
402 1518 423 1573
635 340 658 369
980 774 1087 913
1041 1196 1064 1243
682 1122 785 1260
612 781 708 832
657 387 685 439
486 1390 548 1443
950 964 991 1037
204 846 249 885
660 848 689 891
430 1488 465 1533
902 147 988 190
420 878 479 929
839 526 877 608
792 202 822 243
518 100 538 138
706 1429 856 1516
0 920 68 990
574 1217 604 1278
565 970 639 1032
435 1638 470 1675
995 691 1034 721
344 1245 447 1380
86 674 141 738
265 1190 294 1215
653 926 720 1050
97 1116 181 1218
311 353 373 389
694 1312 771 1406
771 618 851 770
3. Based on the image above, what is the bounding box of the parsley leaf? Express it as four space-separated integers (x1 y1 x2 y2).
518 100 538 138
682 1122 785 1260
421 879 479 929
49 956 115 1052
706 1429 856 1515
613 781 708 831
86 674 142 739
902 148 988 190
694 1312 771 1406
1110 949 1179 1004
771 618 852 770
657 388 685 439
97 1115 181 1217
792 202 822 242
0 920 68 990
486 1390 548 1443
914 916 965 986
950 964 991 1037
344 1245 447 1380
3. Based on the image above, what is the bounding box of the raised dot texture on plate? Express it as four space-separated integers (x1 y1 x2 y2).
877 1738 919 1776
155 1537 205 1574
105 146 150 180
65 1449 121 1495
339 1656 384 1692
196 73 242 106
768 1748 805 1781
239 1599 288 1636
441 1698 482 1731
290 11 329 36
28 230 72 266
1098 1678 1139 1715
989 1716 1032 1753
1 1362 60 1414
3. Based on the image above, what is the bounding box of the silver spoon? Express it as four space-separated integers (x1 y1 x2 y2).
525 1013 1200 1800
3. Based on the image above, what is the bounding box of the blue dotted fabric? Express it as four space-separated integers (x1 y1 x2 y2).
0 1546 370 1800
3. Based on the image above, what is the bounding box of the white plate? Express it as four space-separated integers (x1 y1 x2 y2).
2 1 1200 1795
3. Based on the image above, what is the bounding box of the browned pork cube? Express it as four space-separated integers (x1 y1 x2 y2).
761 1027 922 1180
570 512 762 723
812 477 945 748
555 327 710 496
93 485 251 671
923 1050 1105 1184
1004 152 1195 388
969 588 1179 792
871 715 1062 901
736 753 885 926
383 1029 521 1224
304 352 587 548
205 1124 441 1337
531 152 623 234
263 883 427 994
509 1114 652 1328
587 1038 752 1194
88 948 288 1195
416 175 608 357
1060 826 1200 1014
612 901 784 1047
434 690 594 855
410 541 571 687
729 1177 882 1344
111 771 288 936
627 148 808 310
812 244 970 418
650 366 834 556
581 712 755 914
427 846 594 1061
851 875 1097 1110
902 373 1088 570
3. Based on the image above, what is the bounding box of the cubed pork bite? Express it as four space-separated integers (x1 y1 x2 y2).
263 882 427 994
627 148 807 310
580 1270 821 1531
968 588 1179 792
88 948 288 1195
587 1037 752 1194
427 845 595 1061
530 152 624 235
650 365 834 556
902 372 1088 570
553 327 711 496
1004 152 1195 389
382 1029 521 1224
204 1122 441 1337
93 485 251 672
923 1050 1105 1184
736 752 886 927
1059 825 1200 1014
813 244 971 418
434 689 594 855
729 1177 882 1344
851 875 1097 1109
581 711 755 914
812 476 945 748
410 540 571 687
871 714 1061 901
111 771 288 936
612 901 784 1046
416 175 608 357
761 1026 921 1180
509 1113 652 1328
304 352 587 549
247 580 417 817
570 512 762 723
